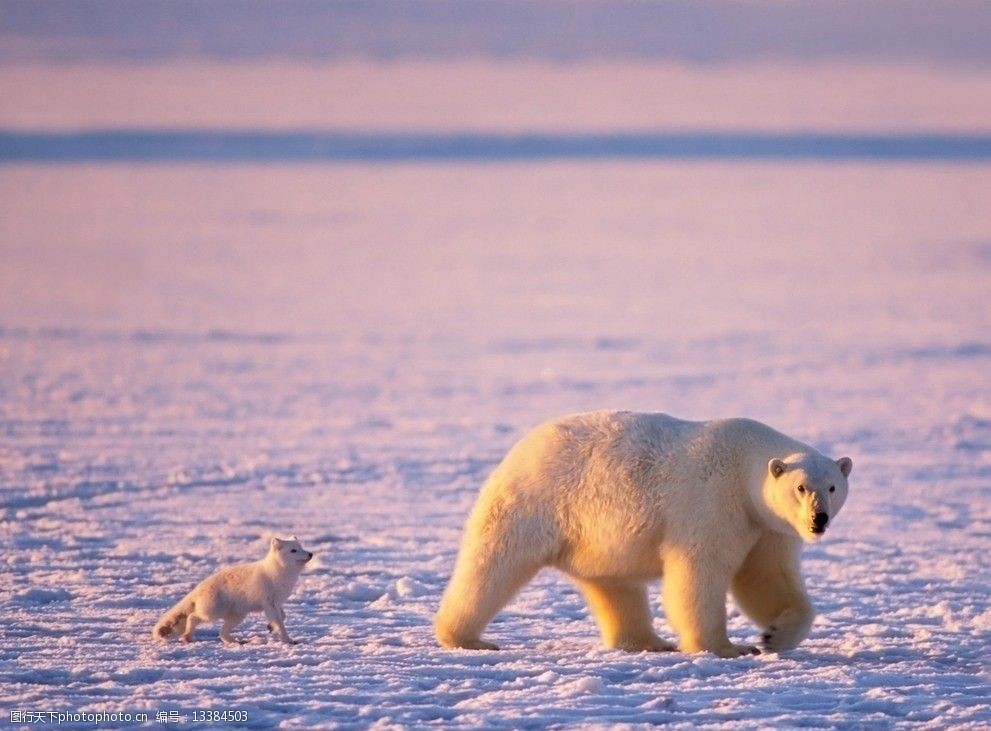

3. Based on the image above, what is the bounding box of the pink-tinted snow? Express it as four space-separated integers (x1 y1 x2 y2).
2 158 989 728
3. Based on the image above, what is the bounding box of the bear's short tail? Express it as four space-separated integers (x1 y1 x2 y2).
152 593 195 640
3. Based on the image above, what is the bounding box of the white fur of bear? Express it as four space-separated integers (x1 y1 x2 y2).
435 411 852 657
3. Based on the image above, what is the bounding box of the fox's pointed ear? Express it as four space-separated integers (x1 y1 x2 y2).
836 457 853 477
768 458 787 479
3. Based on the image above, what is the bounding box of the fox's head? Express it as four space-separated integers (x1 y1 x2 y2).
269 535 313 567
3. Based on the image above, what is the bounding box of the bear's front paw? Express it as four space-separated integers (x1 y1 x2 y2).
712 643 760 658
614 635 677 653
761 608 814 653
456 639 499 651
762 624 799 653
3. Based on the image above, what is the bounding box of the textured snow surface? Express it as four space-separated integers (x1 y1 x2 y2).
1 162 990 729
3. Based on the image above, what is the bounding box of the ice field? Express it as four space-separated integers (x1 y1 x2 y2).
1 157 989 728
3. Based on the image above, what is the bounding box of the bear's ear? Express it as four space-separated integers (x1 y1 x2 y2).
270 537 283 550
836 457 853 477
768 458 788 479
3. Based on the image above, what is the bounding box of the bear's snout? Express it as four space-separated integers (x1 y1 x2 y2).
812 512 829 532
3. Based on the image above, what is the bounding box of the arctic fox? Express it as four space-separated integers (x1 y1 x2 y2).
153 537 313 644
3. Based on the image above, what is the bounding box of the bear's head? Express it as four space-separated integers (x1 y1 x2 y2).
764 454 852 542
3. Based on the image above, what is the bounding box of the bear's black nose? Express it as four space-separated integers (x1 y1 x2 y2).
813 513 829 530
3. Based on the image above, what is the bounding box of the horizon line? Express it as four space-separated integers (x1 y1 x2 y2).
2 129 991 163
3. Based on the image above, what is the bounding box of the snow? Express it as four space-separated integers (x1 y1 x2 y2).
1 159 989 729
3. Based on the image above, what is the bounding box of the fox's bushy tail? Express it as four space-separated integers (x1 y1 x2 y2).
153 593 195 640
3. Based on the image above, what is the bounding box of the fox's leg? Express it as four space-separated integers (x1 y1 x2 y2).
219 613 247 645
268 608 286 633
264 604 294 644
181 614 202 643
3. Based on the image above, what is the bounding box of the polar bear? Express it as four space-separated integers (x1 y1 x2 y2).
435 411 852 657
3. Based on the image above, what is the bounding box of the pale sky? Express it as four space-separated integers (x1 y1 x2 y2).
1 0 989 66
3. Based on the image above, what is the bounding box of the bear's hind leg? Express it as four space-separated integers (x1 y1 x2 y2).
662 549 759 658
435 549 540 651
577 579 674 652
731 533 814 653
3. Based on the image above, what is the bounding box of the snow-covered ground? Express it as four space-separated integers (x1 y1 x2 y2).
1 158 989 728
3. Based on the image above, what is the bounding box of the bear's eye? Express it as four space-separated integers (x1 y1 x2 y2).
290 549 298 553
829 486 836 493
797 485 806 494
